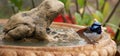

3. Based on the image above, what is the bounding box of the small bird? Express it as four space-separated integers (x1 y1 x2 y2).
77 21 102 44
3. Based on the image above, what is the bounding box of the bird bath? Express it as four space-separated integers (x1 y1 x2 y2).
0 0 117 56
0 22 117 56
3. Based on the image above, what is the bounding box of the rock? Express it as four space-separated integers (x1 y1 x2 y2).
3 0 64 41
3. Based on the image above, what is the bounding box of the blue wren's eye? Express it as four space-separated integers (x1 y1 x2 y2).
90 22 102 34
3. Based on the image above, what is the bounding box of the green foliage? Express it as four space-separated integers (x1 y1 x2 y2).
75 13 82 25
107 23 119 30
59 0 67 4
10 0 23 10
103 2 110 17
75 12 93 26
0 9 9 18
77 0 85 8
59 0 71 12
74 0 110 26
83 13 93 25
117 32 120 41
99 0 104 9
93 11 104 23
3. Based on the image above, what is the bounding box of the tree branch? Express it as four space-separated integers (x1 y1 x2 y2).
68 9 75 24
101 0 107 12
75 0 80 14
114 23 120 42
96 0 99 10
86 5 93 16
11 6 16 14
31 0 35 8
81 0 87 18
61 11 67 23
103 0 120 26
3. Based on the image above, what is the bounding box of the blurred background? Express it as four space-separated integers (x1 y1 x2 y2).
0 0 120 43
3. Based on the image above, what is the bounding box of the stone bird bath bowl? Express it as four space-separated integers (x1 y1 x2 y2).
0 21 117 56
0 0 117 56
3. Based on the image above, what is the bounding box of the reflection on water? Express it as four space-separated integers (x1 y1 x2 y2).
0 24 87 47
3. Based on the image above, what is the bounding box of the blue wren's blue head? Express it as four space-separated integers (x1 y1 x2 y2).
89 22 102 34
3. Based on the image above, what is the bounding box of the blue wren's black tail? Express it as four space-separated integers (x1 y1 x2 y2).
77 22 102 44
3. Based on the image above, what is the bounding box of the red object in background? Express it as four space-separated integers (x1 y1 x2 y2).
54 15 64 22
106 26 115 38
54 14 75 24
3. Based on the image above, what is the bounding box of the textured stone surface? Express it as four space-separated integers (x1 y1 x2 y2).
3 0 64 41
0 22 117 56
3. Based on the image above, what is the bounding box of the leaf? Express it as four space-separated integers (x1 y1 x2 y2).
65 0 71 11
59 0 71 12
83 13 93 25
93 11 104 23
75 12 93 26
99 0 104 9
103 2 110 17
59 0 67 4
77 0 85 8
10 0 23 10
107 23 119 29
75 13 82 25
117 33 120 41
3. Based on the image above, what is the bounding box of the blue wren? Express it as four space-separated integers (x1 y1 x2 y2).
77 22 102 44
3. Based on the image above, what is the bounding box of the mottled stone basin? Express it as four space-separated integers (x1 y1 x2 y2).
0 21 117 56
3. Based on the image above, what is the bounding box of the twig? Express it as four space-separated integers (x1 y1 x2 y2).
68 9 75 24
101 0 107 12
11 6 16 14
103 0 120 26
31 0 35 8
96 0 99 10
61 11 67 23
75 0 80 14
86 5 93 16
114 23 120 42
61 14 67 23
81 0 87 18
